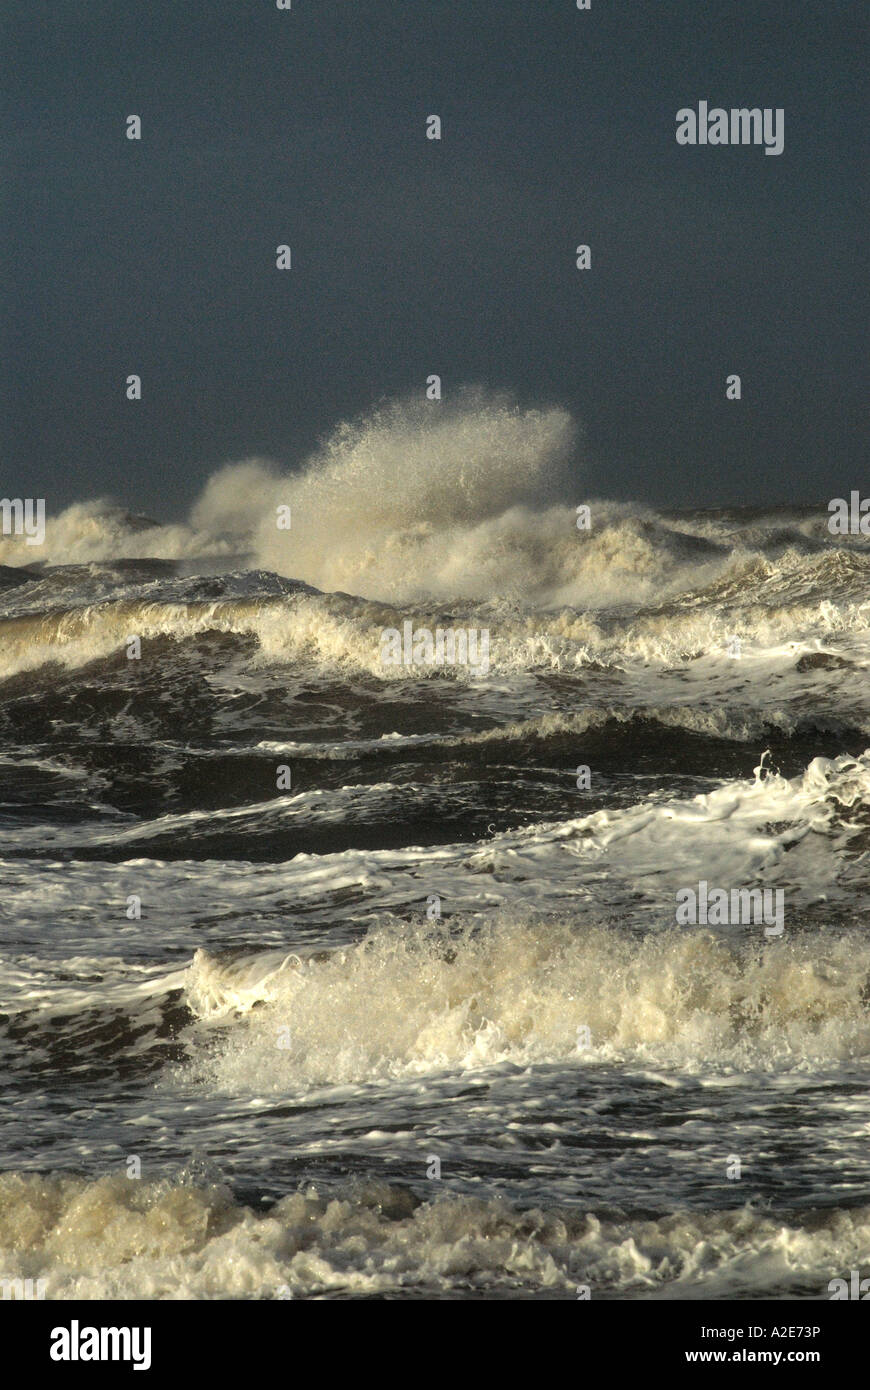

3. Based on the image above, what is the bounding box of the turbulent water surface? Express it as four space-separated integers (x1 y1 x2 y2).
1 401 868 1299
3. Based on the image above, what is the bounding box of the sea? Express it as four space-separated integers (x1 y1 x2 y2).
1 397 868 1299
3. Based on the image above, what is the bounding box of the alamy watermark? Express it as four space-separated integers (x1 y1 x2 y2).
828 492 870 535
50 1322 152 1370
380 621 490 677
676 103 784 156
1 1276 46 1300
828 1270 870 1300
0 497 45 546
676 881 784 937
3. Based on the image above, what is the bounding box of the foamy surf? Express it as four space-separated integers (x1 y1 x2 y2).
1 393 868 613
185 917 870 1088
1 1173 868 1300
1 394 868 1304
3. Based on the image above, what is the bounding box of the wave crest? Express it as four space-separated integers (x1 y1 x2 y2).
185 913 870 1089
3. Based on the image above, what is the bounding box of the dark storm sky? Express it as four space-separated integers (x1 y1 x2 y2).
2 0 866 518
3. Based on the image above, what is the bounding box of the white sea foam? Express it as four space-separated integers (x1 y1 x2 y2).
3 391 866 613
0 574 867 730
186 917 870 1093
0 1172 867 1299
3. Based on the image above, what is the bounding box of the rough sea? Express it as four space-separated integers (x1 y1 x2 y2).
1 399 868 1299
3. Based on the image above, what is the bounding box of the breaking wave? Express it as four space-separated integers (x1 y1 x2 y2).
2 390 866 611
1 1171 867 1299
185 916 870 1090
0 563 867 691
